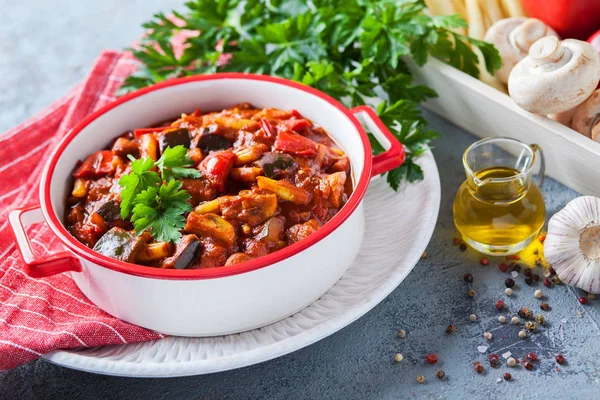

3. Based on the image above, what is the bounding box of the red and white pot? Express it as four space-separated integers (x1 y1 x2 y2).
10 74 405 336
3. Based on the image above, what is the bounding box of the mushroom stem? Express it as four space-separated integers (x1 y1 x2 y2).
579 225 600 260
530 36 565 63
515 19 550 52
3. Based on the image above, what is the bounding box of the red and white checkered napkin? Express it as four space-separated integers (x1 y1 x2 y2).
0 51 166 371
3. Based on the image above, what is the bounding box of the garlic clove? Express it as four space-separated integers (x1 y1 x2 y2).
545 196 600 294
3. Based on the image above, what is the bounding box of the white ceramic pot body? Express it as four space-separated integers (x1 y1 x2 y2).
10 74 404 336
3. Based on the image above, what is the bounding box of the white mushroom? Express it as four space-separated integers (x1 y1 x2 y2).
545 196 600 294
508 36 600 114
572 89 600 141
484 18 558 84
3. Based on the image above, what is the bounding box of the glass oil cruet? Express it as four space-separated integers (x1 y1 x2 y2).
453 137 546 255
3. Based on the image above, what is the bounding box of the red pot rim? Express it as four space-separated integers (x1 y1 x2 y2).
40 73 373 280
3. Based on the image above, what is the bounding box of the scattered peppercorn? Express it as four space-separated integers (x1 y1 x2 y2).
524 277 533 285
507 255 520 261
503 372 512 380
435 370 445 380
579 297 589 305
519 330 527 339
416 375 425 383
523 360 533 370
505 278 515 288
421 251 427 259
499 263 509 272
544 278 552 288
552 276 561 284
468 289 476 297
425 353 438 364
484 331 493 341
496 300 504 311
539 235 546 243
459 243 467 252
480 257 489 266
535 314 545 325
397 329 407 338
394 353 404 363
540 302 550 311
498 315 507 324
518 308 527 318
511 263 521 272
525 321 537 331
445 324 457 334
489 353 499 367
556 354 566 365
534 289 543 299
505 288 513 296
532 274 540 282
511 316 520 324
470 314 477 321
507 357 517 367
526 352 538 362
588 293 596 300
535 258 543 266
548 266 556 275
463 273 473 283
524 268 533 277
473 362 484 374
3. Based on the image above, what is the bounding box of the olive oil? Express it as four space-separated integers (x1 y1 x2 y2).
453 166 545 254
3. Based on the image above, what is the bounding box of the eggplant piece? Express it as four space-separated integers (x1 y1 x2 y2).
158 128 191 154
196 134 232 153
256 152 297 179
160 234 200 269
254 216 285 242
93 227 151 262
95 199 121 222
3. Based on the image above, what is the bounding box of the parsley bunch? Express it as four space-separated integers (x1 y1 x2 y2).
120 0 501 190
119 146 201 242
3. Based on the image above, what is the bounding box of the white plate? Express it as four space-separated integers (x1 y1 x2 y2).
42 151 440 377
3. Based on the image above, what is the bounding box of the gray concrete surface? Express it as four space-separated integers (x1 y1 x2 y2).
1 1 599 399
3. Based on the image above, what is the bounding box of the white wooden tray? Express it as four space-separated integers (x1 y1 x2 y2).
406 57 597 196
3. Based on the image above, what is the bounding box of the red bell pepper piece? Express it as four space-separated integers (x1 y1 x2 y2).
290 109 304 119
73 150 118 179
522 0 600 40
199 150 236 192
133 126 171 138
278 118 311 133
273 131 318 157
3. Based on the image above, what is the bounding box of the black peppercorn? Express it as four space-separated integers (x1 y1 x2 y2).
463 273 473 283
524 277 533 285
511 263 521 272
505 278 515 288
524 267 533 277
459 243 467 252
532 273 540 282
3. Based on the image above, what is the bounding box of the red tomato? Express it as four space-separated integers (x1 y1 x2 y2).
72 150 118 178
273 131 318 157
278 118 311 133
199 150 236 192
522 0 600 40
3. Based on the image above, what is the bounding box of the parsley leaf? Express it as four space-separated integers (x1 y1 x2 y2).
121 0 501 191
155 145 201 181
118 156 161 218
130 180 192 243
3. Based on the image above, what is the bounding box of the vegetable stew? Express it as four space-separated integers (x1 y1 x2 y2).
65 104 353 269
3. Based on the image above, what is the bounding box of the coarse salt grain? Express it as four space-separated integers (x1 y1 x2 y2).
511 271 519 278
502 351 512 359
477 345 488 353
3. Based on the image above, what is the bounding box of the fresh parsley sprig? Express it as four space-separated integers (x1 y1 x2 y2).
118 145 201 242
120 0 501 190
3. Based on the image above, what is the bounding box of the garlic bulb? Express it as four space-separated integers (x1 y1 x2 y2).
545 196 600 294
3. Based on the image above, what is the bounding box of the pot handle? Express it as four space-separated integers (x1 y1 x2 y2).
350 105 406 177
9 206 82 278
